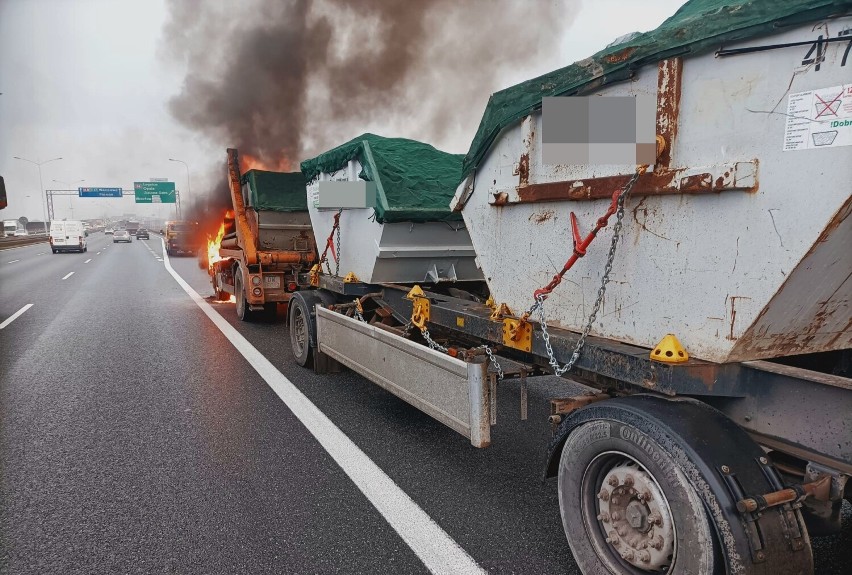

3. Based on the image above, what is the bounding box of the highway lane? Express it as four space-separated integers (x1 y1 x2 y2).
0 233 116 369
3 235 850 574
1 236 428 575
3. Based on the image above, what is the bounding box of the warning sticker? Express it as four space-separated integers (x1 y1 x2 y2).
784 84 852 151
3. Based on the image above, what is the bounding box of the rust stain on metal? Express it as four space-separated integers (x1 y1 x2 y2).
492 191 509 206
680 172 713 191
517 152 530 187
513 162 756 204
517 169 678 203
604 46 638 64
730 194 851 359
655 58 682 170
529 209 555 224
550 393 610 416
727 296 752 341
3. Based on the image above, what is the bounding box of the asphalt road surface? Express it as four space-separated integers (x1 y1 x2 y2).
1 233 849 574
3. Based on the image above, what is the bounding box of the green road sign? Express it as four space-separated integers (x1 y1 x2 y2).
134 181 176 203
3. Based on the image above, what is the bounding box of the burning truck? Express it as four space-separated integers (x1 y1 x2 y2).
207 153 317 320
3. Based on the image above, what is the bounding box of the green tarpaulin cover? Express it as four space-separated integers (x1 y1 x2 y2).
461 0 852 179
242 170 308 212
300 133 464 223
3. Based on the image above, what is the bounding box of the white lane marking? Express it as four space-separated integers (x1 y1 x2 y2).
0 304 34 330
160 240 484 575
61 272 74 280
36 252 45 256
84 259 92 264
97 252 101 255
7 260 20 264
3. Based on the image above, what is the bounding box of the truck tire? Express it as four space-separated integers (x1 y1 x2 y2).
235 273 254 322
289 293 314 366
554 396 813 575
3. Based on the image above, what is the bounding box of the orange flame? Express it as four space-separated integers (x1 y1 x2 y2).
206 214 230 272
241 152 292 172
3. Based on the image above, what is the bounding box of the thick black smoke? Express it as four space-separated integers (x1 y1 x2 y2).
164 0 577 229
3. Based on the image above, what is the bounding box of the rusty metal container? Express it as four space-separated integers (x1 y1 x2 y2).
453 10 852 363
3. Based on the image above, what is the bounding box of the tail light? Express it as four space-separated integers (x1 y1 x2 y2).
252 287 262 297
288 282 297 291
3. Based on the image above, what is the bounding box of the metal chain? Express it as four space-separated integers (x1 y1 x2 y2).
481 345 505 380
353 299 366 322
420 327 449 353
536 168 639 376
334 209 342 278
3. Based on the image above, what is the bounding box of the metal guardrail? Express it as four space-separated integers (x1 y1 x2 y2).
0 235 49 250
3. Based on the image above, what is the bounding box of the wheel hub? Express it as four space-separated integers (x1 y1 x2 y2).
596 463 675 571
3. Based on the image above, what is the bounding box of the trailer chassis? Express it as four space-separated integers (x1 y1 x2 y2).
292 277 850 572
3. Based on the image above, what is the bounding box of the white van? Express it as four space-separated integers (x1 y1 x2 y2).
50 220 88 253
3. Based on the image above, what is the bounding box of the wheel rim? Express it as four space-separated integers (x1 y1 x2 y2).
292 305 308 357
582 451 676 573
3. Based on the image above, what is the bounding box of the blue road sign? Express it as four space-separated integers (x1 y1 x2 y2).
79 187 123 198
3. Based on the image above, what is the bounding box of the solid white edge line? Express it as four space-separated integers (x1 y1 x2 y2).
0 304 34 329
61 272 74 280
159 239 484 575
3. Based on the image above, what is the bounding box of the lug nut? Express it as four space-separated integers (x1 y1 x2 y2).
648 512 662 526
650 535 664 550
598 489 610 501
621 549 635 561
639 550 651 563
608 476 619 487
642 490 652 502
611 496 620 505
623 474 634 487
611 511 621 521
607 532 620 547
597 513 610 523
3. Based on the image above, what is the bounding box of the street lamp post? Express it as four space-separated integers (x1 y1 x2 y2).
168 159 190 215
53 179 85 220
13 156 62 234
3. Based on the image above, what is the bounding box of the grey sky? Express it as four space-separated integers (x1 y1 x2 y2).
0 0 684 223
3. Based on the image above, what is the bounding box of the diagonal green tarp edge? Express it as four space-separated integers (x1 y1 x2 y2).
242 170 309 212
300 133 464 224
460 0 852 180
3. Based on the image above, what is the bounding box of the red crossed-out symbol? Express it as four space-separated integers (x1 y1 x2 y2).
814 92 842 118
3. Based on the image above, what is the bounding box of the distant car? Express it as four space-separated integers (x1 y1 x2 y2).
13 229 28 237
136 229 149 239
113 230 132 243
105 228 114 235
